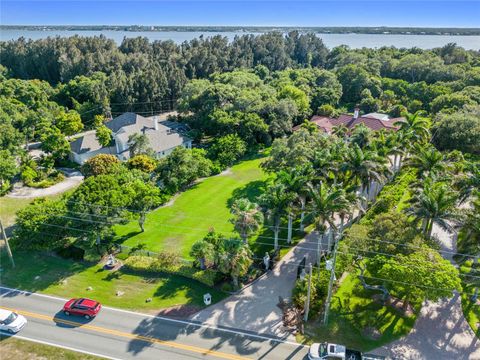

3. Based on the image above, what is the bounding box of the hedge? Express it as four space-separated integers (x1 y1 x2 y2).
123 255 219 287
362 168 417 223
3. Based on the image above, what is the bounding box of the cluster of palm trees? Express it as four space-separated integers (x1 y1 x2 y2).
229 112 437 260
191 110 479 290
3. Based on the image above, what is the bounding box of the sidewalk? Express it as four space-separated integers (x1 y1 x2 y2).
190 230 324 339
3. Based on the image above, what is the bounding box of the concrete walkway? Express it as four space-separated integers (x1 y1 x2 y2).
190 230 323 340
6 170 83 199
378 223 480 359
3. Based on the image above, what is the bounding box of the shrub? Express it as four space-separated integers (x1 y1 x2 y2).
362 168 417 222
292 268 329 314
127 155 157 173
81 154 121 177
123 255 219 287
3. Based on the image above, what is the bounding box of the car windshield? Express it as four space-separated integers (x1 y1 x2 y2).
319 344 328 357
3 312 18 325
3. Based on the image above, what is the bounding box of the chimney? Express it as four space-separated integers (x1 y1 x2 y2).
153 116 159 131
353 106 360 119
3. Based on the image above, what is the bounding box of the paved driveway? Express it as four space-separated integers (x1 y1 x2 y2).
191 230 323 340
6 170 83 199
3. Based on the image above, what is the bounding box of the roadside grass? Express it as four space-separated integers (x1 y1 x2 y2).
459 259 480 337
298 274 418 351
0 336 100 360
0 251 226 312
115 154 276 258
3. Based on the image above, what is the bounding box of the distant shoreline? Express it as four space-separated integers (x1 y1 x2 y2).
2 25 480 36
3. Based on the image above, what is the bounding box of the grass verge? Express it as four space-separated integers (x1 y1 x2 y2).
459 260 480 337
1 251 226 312
0 336 101 360
298 274 418 351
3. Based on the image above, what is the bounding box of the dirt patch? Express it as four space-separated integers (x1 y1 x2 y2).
373 294 415 316
150 304 203 318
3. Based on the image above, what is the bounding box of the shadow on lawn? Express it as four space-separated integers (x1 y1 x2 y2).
0 250 92 295
227 179 269 207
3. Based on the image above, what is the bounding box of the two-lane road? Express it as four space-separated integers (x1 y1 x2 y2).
0 287 309 360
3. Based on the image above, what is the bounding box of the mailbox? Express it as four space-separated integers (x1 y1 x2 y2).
204 293 212 305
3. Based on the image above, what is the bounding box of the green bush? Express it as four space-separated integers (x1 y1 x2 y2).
123 255 219 287
0 180 11 196
21 166 65 188
362 168 417 222
292 268 329 315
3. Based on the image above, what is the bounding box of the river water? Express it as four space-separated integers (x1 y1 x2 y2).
1 29 479 49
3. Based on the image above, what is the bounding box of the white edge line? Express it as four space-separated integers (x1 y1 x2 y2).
0 286 306 348
4 333 124 360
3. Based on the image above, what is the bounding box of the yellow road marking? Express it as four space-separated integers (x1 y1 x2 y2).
1 307 248 360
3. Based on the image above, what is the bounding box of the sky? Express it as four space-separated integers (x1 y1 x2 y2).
1 1 479 28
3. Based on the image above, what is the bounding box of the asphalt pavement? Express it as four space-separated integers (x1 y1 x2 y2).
0 287 309 360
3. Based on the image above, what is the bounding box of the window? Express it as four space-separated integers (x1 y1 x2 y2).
3 313 18 325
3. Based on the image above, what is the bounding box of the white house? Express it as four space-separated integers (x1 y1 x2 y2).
70 112 192 165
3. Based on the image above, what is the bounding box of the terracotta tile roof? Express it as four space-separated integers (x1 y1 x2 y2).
294 113 403 134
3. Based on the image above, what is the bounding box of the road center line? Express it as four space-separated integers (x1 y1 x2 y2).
1 306 248 360
0 286 305 347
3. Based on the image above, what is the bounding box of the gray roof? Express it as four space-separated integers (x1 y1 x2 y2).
71 112 191 157
70 132 103 154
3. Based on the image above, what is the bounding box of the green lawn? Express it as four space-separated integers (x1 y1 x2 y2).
115 155 272 258
0 189 77 230
0 336 100 360
459 260 480 337
0 251 226 312
299 274 418 351
0 197 34 229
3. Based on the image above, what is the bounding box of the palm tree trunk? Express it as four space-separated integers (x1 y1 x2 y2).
232 275 239 289
317 230 324 266
199 257 206 270
274 220 280 250
139 212 146 232
300 197 306 232
287 213 293 244
427 220 435 239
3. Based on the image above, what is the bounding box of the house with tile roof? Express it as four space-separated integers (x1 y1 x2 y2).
70 112 192 164
294 107 403 134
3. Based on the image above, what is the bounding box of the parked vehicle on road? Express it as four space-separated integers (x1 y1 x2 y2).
0 309 27 333
63 298 101 319
308 342 385 360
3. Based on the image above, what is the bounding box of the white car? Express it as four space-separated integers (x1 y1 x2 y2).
0 309 27 334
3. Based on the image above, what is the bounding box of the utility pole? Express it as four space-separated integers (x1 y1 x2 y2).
0 219 15 268
304 263 313 322
323 233 340 325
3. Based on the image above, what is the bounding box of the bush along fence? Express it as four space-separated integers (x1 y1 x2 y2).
114 244 219 287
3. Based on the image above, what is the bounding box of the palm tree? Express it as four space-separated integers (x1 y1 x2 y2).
217 239 253 288
276 167 312 236
230 198 264 244
395 111 431 145
259 182 296 250
332 124 348 139
456 161 480 203
308 182 350 260
190 240 215 270
341 144 391 207
407 179 459 239
350 123 372 149
407 144 445 179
